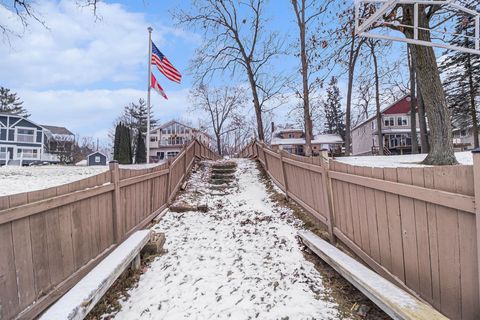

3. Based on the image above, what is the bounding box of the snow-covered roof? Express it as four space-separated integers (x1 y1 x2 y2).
271 134 343 146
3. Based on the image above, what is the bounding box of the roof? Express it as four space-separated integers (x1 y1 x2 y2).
352 95 412 131
151 120 213 140
87 151 107 158
41 125 74 136
271 134 343 146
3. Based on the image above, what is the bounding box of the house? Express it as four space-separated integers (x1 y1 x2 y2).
351 96 426 156
41 125 75 159
87 151 107 166
0 113 73 165
270 126 344 156
452 126 478 151
149 120 212 162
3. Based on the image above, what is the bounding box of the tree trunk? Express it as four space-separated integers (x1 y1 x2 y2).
467 54 479 148
345 33 363 156
245 64 265 141
293 0 313 156
402 5 456 165
417 86 429 153
408 44 418 154
216 133 222 156
370 41 384 155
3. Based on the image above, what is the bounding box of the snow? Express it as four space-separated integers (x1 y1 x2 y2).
336 151 473 167
109 159 341 320
40 230 151 320
0 165 108 196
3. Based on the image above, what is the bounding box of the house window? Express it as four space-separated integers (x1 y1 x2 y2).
460 130 467 137
384 117 394 127
371 121 375 130
0 146 6 159
17 148 38 159
17 128 35 142
162 129 167 134
397 116 408 126
150 136 157 142
95 156 101 163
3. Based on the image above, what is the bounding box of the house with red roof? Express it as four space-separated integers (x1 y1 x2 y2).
351 96 427 156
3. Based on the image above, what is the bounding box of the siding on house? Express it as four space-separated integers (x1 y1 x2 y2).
149 120 213 162
351 96 426 155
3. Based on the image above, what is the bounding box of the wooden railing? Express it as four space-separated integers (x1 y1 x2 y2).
240 140 480 320
0 139 217 320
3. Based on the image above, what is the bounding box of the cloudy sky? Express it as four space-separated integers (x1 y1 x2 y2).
0 0 302 144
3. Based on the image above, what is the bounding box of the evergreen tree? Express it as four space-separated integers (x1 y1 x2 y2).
135 130 146 164
116 98 157 157
440 2 480 147
0 87 30 117
113 123 132 164
323 77 346 141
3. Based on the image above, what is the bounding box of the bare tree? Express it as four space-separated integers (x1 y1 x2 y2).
290 0 333 156
367 39 385 155
190 85 246 156
377 3 457 164
174 0 284 141
407 44 419 154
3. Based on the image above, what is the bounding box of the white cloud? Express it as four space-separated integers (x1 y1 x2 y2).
19 87 195 143
0 0 193 89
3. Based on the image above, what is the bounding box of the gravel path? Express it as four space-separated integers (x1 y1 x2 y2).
111 159 343 319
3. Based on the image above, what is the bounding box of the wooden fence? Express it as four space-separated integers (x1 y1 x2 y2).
240 140 480 320
0 139 217 320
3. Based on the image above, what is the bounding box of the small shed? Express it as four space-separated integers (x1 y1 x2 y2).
87 152 107 166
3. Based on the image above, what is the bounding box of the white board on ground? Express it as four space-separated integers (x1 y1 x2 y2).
298 230 448 320
39 230 152 320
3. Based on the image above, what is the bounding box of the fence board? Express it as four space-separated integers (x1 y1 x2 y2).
0 197 19 320
372 167 392 272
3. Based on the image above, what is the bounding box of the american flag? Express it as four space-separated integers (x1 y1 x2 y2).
151 42 182 83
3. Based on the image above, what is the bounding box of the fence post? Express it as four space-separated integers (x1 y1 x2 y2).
263 143 269 172
183 145 187 175
321 150 336 244
472 149 480 302
279 149 289 199
109 161 123 243
165 158 172 204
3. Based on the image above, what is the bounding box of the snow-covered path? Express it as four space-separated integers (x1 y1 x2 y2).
112 159 342 319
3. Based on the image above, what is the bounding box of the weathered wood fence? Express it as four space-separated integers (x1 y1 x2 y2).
240 140 479 320
0 139 217 320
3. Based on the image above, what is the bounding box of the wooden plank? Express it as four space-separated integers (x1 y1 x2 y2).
410 167 433 305
363 166 381 263
329 170 475 214
0 184 114 225
55 185 75 282
10 193 36 311
455 165 479 319
397 167 420 294
347 164 362 247
282 156 325 174
433 166 461 318
354 166 370 254
371 167 392 272
40 230 151 320
383 168 405 283
0 197 20 320
299 230 448 320
424 167 441 310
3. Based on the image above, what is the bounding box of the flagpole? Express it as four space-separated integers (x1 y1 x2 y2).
146 27 153 164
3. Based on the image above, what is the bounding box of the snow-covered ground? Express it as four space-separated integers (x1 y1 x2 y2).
336 151 472 167
109 159 342 319
0 165 108 196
